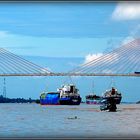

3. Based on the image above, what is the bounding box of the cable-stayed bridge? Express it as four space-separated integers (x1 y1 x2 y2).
0 38 140 77
67 38 140 77
0 48 51 76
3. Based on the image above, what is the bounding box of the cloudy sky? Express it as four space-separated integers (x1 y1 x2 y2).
0 2 140 101
0 2 140 60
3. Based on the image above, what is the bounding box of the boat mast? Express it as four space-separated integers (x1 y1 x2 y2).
111 77 116 87
91 80 94 94
3 77 6 98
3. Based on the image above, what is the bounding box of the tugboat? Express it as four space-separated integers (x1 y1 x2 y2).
100 97 117 112
40 91 60 105
57 84 82 105
102 87 122 104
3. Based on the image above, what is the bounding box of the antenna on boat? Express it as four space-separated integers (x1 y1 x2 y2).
3 77 6 98
63 76 75 85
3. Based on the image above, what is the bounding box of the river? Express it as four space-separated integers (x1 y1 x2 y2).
0 103 140 138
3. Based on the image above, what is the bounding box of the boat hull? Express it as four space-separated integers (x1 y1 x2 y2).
86 99 102 105
40 93 82 105
40 102 60 105
40 92 60 105
59 96 82 105
103 96 122 104
86 96 122 105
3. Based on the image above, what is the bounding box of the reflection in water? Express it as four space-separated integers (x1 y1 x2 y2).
0 103 140 138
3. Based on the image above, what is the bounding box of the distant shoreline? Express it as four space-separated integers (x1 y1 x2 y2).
0 95 40 104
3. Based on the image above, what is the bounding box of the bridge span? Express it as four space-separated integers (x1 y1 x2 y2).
0 38 140 77
0 73 139 77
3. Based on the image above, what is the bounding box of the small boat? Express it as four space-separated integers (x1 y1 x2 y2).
102 87 122 104
85 94 103 104
40 92 60 105
58 84 82 105
100 97 117 112
85 80 102 105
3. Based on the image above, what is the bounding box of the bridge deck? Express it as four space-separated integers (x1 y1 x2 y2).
0 73 140 77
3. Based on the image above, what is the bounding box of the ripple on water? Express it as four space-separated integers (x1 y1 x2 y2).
0 103 140 138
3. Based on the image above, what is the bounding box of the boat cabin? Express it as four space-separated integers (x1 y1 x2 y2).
58 84 79 97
